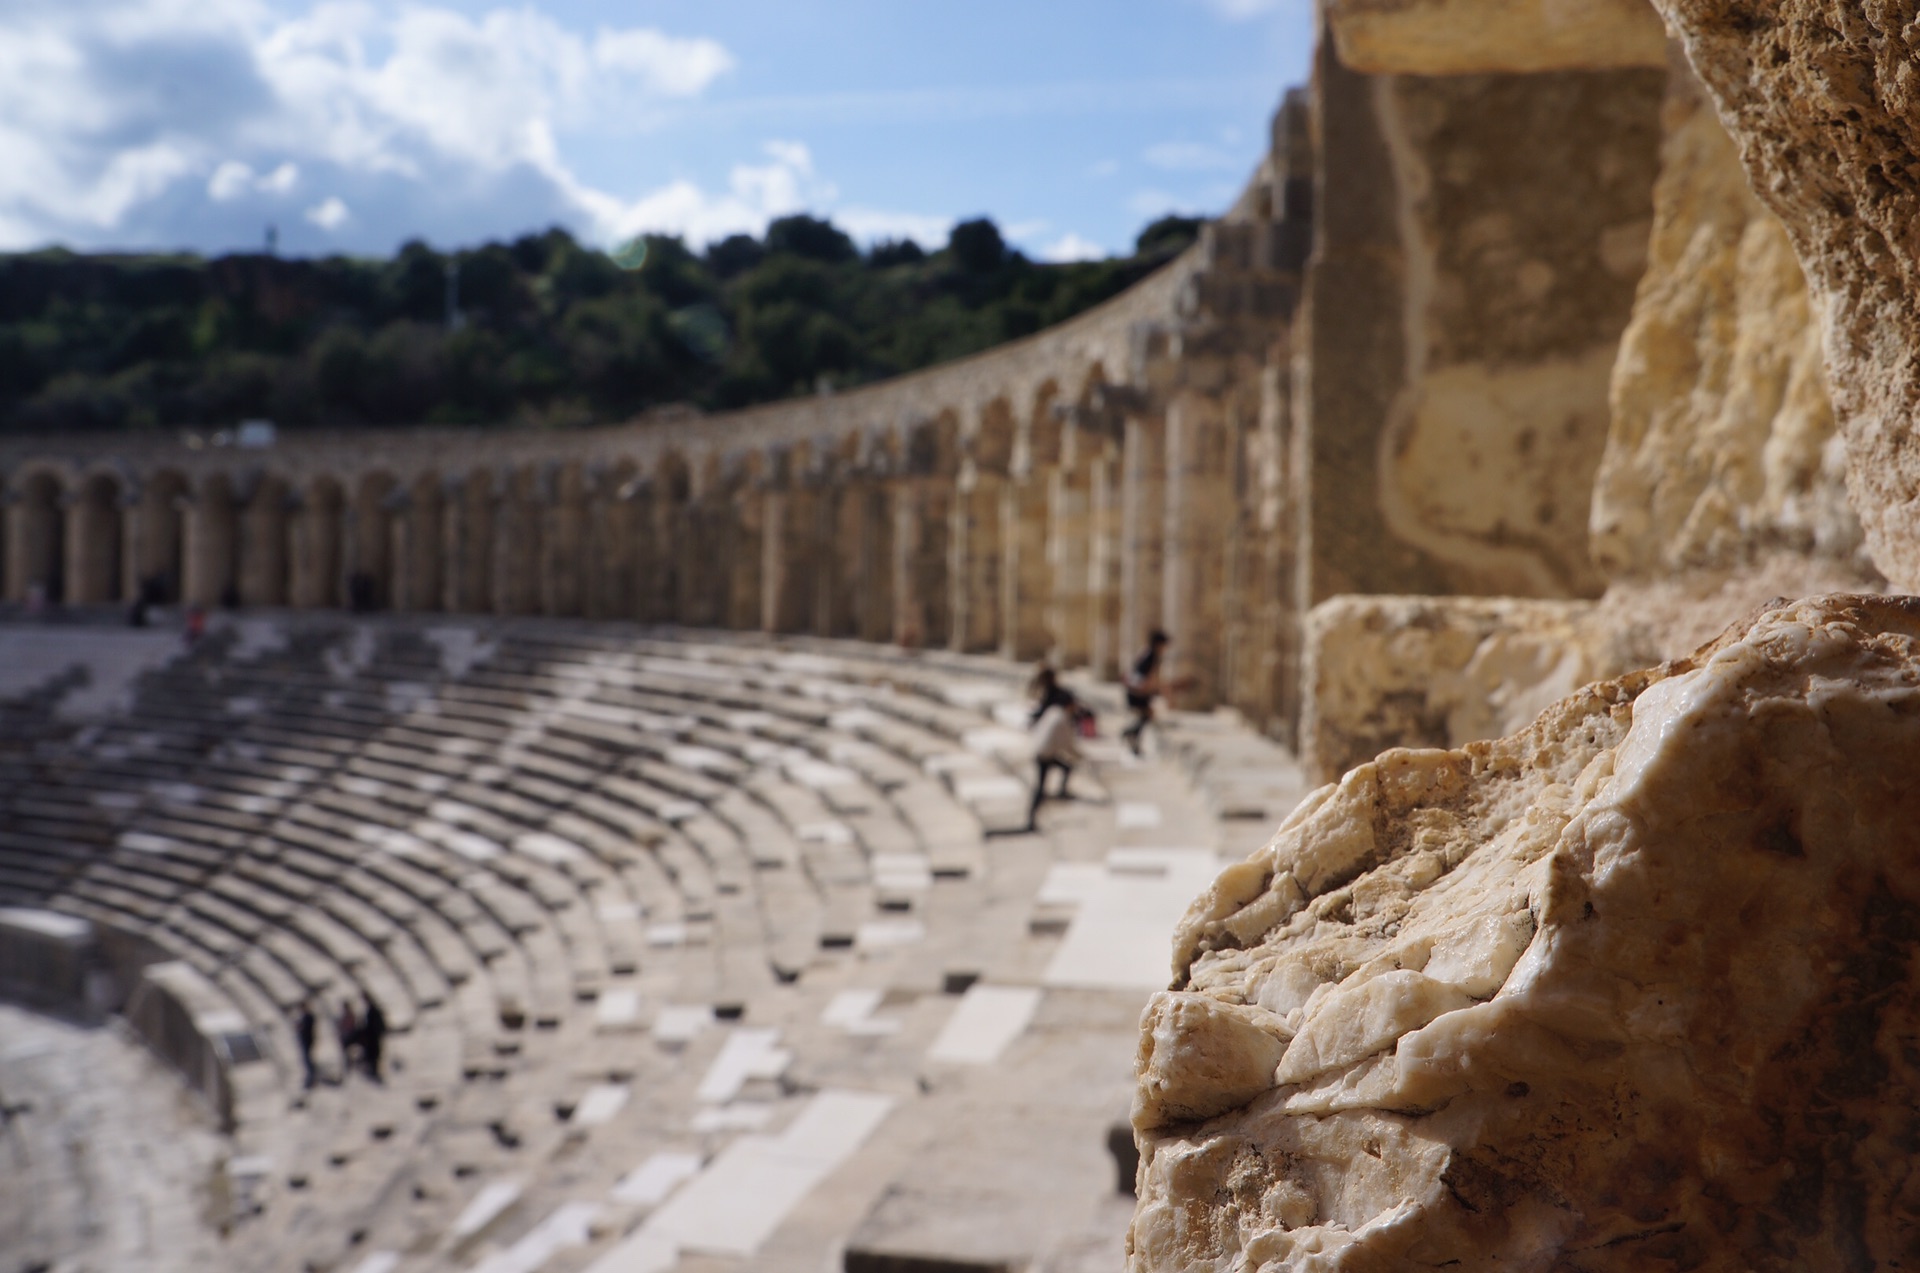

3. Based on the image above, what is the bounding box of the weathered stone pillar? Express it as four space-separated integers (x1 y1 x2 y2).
949 463 1004 653
7 473 65 603
763 450 819 635
390 475 442 613
237 476 290 608
440 473 491 614
1162 393 1233 709
725 460 765 630
491 467 541 616
1047 452 1092 668
1120 410 1167 659
1087 449 1125 680
541 464 586 618
648 458 691 624
850 476 895 644
182 475 237 607
65 475 124 605
291 479 344 610
586 464 638 621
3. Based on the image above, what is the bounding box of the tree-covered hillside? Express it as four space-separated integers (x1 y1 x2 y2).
0 215 1203 436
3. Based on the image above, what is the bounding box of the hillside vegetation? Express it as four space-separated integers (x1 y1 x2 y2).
0 215 1202 436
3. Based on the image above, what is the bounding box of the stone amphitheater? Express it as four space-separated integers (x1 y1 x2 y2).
12 0 1920 1268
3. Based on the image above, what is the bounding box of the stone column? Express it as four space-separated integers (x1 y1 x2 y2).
182 477 237 607
727 473 765 630
237 478 290 608
390 477 443 613
65 477 123 605
1161 394 1233 709
1000 472 1051 661
291 482 344 610
1087 450 1125 680
1119 411 1167 660
492 468 541 616
764 477 819 635
541 465 586 618
949 464 1005 653
441 474 492 614
851 478 895 643
1047 461 1092 668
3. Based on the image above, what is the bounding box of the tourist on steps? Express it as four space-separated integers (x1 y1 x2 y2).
361 994 388 1081
1121 630 1172 756
1026 667 1087 833
295 999 318 1089
336 1000 360 1081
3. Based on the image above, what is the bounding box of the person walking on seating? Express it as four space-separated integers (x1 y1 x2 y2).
361 993 388 1081
1121 630 1171 756
295 999 319 1089
336 1000 360 1082
1026 667 1085 832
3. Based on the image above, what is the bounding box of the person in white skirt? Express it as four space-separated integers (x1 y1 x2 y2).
1026 666 1087 832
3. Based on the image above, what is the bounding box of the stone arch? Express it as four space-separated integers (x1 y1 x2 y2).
129 469 189 604
347 472 396 611
7 468 67 603
183 472 238 607
66 470 124 605
1025 380 1066 474
237 473 292 608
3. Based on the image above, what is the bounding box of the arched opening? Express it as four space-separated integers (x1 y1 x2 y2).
348 473 396 612
239 475 291 608
130 470 188 605
66 472 124 605
8 471 66 604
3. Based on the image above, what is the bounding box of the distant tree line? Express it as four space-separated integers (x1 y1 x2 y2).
0 214 1205 435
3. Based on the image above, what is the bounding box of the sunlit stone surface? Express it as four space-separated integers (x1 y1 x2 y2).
1131 594 1920 1270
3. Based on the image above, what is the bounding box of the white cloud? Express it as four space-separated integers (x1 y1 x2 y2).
0 0 768 252
305 195 349 229
1143 141 1240 171
592 28 733 97
1037 232 1106 263
834 207 953 248
209 160 299 201
1087 159 1120 178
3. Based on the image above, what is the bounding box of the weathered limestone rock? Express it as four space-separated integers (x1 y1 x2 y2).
1592 65 1868 580
1130 594 1920 1270
1651 1 1920 591
1300 596 1606 783
1325 0 1668 75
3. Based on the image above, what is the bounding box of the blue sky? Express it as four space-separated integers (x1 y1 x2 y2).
0 0 1313 262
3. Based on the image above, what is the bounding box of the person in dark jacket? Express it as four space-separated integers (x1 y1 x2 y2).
360 994 388 1081
1120 630 1171 756
295 999 318 1089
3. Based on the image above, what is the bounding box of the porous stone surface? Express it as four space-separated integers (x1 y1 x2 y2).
1130 594 1920 1270
1300 596 1605 783
1591 63 1870 580
1653 1 1920 590
1325 0 1669 75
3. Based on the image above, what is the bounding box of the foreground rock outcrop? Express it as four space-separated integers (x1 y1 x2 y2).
1652 2 1920 592
1130 594 1920 1270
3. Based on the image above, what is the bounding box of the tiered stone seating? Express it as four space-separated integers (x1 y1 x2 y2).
0 613 1296 1273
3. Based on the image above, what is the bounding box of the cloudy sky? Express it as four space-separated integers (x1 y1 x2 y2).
1 0 1313 262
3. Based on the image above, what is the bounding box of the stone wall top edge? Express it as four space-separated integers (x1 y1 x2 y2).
0 241 1208 484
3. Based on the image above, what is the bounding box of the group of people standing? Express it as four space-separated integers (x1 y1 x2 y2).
1023 629 1179 832
294 993 388 1088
